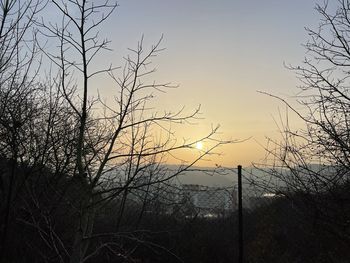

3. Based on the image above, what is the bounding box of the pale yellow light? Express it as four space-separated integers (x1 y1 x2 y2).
195 141 203 150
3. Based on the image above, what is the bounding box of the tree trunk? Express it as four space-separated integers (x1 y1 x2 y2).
69 182 95 263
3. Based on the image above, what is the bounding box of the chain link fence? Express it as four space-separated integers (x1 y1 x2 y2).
100 166 277 225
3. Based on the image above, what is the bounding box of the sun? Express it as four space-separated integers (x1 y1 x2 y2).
195 141 203 150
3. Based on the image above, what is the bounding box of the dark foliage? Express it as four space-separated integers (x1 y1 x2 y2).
1 158 350 262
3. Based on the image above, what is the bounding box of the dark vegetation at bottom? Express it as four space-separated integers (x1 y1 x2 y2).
1 160 350 262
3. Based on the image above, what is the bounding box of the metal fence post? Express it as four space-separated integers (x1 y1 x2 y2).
238 165 243 263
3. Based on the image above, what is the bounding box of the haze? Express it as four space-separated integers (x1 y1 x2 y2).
87 0 323 167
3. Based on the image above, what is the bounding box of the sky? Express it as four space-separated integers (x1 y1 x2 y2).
84 0 325 167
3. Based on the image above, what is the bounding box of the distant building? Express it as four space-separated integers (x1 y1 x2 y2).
181 184 236 218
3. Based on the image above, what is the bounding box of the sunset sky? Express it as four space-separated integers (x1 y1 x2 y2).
87 0 325 167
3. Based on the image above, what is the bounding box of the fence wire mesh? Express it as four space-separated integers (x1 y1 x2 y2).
105 166 277 224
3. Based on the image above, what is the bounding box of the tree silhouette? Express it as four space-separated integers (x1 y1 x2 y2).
0 1 232 262
252 0 350 251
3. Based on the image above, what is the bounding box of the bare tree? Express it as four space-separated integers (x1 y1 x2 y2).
0 1 232 261
251 0 350 249
0 0 48 259
12 1 232 262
